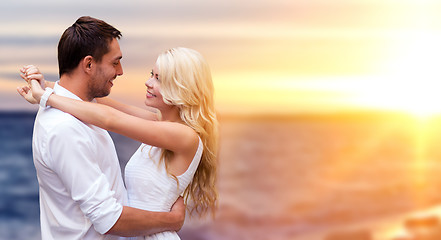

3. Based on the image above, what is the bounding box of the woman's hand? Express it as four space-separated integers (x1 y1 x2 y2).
16 84 38 104
20 65 46 88
17 65 47 104
17 80 46 104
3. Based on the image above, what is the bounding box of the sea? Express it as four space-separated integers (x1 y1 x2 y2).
3 111 441 240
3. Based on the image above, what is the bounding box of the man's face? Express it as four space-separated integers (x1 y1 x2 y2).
88 38 123 99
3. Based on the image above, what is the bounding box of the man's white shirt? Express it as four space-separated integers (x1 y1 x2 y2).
32 82 128 239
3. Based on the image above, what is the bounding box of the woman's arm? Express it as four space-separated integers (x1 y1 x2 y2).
96 97 158 121
44 80 55 88
54 95 196 153
29 82 197 154
20 65 156 120
21 68 198 154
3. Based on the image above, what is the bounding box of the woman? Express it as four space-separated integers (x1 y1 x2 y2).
18 47 218 240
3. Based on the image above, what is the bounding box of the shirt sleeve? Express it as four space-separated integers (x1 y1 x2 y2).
47 120 123 234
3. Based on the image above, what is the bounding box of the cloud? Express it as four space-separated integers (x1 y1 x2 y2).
0 36 58 46
0 73 59 82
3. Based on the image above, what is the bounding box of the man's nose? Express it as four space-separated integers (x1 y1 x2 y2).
117 63 123 76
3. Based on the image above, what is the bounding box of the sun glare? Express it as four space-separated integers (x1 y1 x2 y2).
354 78 441 120
387 30 441 118
350 28 441 119
392 84 441 119
352 81 441 120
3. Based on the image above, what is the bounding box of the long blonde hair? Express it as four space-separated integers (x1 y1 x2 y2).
156 47 218 217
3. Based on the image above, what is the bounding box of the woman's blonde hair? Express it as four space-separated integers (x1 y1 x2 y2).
156 47 218 217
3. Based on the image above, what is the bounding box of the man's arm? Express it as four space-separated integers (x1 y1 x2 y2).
106 197 185 237
47 121 184 237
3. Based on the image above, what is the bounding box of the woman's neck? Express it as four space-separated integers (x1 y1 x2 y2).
159 106 184 124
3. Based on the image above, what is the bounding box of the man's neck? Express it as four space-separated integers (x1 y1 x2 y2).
59 74 92 102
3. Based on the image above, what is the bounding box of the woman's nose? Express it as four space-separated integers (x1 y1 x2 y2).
145 78 153 88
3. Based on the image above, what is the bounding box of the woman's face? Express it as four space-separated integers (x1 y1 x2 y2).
144 65 166 109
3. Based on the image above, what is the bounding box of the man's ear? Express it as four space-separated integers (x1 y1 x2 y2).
82 56 94 73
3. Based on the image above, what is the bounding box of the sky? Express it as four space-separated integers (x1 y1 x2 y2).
1 0 441 115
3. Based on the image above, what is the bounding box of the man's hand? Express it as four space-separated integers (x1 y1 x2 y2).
106 199 187 237
170 197 186 231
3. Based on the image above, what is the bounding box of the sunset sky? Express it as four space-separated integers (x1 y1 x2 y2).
1 0 441 115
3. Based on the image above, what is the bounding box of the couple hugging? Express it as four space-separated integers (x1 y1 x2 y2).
17 16 218 240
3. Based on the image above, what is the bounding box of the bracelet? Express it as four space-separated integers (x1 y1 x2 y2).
39 87 55 108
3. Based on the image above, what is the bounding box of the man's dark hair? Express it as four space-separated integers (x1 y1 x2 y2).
57 16 122 77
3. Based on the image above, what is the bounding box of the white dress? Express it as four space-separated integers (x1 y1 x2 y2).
124 138 203 240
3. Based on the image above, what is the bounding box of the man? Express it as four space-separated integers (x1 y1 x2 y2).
17 16 184 239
